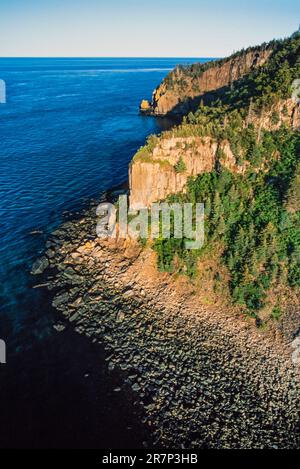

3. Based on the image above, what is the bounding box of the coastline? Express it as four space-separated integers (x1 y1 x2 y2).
32 200 300 449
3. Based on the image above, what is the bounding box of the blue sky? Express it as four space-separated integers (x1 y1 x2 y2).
0 0 299 57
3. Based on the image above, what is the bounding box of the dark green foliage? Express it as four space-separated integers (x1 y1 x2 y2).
222 34 300 111
161 31 300 119
174 157 187 173
285 162 300 213
151 32 300 313
271 306 283 321
154 129 300 311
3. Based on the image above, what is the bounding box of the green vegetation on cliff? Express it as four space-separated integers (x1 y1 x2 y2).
163 32 300 105
165 32 299 127
147 32 300 318
155 127 300 315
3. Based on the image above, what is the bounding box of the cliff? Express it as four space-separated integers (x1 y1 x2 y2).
129 31 300 323
130 137 241 209
130 98 300 209
140 47 273 116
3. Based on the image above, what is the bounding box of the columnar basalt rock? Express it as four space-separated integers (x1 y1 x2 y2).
38 208 300 449
129 137 247 209
130 99 300 209
140 48 273 116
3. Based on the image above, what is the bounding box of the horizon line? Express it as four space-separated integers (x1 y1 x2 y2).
0 56 221 59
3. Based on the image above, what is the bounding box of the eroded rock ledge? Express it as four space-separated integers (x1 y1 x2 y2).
34 207 300 449
129 136 243 209
131 98 300 209
140 48 273 116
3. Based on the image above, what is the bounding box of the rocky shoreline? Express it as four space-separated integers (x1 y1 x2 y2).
32 200 300 449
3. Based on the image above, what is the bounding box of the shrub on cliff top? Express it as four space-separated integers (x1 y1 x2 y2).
153 128 300 316
174 157 187 173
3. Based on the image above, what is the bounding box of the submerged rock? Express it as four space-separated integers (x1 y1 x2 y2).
53 323 66 332
31 256 49 275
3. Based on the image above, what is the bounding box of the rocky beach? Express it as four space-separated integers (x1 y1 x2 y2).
3 1 300 453
32 200 300 449
30 31 300 449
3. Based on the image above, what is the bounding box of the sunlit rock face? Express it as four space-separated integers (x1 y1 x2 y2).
130 97 300 210
142 48 273 116
129 136 245 209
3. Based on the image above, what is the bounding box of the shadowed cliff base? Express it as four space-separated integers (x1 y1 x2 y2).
140 46 273 116
141 85 233 118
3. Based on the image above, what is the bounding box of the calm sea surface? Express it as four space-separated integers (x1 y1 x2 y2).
0 58 211 448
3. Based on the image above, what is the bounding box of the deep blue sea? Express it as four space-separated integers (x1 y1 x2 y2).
0 57 210 448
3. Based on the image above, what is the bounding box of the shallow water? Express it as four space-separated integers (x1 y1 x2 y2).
0 57 211 448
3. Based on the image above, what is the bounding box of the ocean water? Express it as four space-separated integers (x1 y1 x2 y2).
0 58 210 448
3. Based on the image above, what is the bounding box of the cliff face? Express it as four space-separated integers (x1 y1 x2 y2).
130 99 300 209
129 32 300 336
129 137 245 209
254 98 300 131
141 48 273 116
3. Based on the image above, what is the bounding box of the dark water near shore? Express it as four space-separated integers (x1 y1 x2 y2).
0 58 210 448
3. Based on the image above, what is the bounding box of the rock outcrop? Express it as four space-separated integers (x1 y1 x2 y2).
130 98 300 209
140 99 151 112
40 209 300 449
141 48 273 116
129 137 246 209
247 98 300 132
